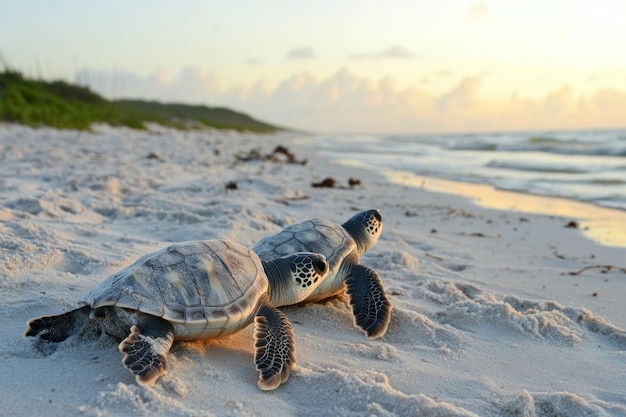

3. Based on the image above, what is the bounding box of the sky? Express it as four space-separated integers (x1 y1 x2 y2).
2 1 626 134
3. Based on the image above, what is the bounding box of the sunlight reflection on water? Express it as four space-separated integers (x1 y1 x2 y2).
340 158 626 248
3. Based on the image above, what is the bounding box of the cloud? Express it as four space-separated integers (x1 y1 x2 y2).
435 77 482 112
585 73 601 82
286 47 317 60
76 66 220 104
350 45 416 60
591 88 626 110
466 1 492 21
542 85 574 115
76 66 626 134
437 70 456 78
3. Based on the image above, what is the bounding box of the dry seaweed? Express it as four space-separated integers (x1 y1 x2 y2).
311 176 363 189
234 145 307 165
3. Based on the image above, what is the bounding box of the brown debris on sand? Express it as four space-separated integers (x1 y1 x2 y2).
568 264 626 276
146 152 163 162
234 145 307 165
311 177 363 189
348 177 361 187
225 181 238 190
311 177 337 188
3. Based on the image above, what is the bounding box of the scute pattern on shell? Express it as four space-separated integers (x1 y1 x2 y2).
254 218 354 276
81 240 268 337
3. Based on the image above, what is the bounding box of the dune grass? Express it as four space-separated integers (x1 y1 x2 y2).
0 70 280 132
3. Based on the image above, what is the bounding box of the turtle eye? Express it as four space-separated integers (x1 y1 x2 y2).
313 259 327 275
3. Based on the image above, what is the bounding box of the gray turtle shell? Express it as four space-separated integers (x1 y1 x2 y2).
253 218 355 300
81 240 268 339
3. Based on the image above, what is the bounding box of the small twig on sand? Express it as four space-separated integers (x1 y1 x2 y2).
425 253 444 262
568 265 626 276
278 195 310 205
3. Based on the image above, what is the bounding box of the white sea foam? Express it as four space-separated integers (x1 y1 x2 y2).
303 129 626 210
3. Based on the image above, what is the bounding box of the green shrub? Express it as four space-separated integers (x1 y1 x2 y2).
0 69 280 132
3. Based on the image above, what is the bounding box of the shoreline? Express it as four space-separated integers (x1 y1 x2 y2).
333 158 626 248
1 126 625 417
293 129 626 237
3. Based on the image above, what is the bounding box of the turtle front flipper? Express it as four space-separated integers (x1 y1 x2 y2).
25 305 91 342
344 265 392 339
254 304 296 390
119 315 175 386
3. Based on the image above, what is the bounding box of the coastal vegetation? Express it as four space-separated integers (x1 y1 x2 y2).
0 69 280 132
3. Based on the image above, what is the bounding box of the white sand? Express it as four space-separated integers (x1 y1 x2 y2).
1 124 625 417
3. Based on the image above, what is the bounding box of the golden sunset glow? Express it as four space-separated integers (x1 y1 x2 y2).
2 1 625 133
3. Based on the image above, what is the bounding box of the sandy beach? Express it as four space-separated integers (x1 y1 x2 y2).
1 124 625 417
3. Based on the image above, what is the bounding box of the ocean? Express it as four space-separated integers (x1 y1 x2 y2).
303 129 626 212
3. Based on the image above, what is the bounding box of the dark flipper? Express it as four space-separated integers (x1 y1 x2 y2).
118 315 175 386
254 304 296 390
344 264 392 339
24 305 91 342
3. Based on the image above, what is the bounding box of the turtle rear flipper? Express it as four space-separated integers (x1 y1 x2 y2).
25 305 91 342
254 304 296 390
345 265 392 339
119 314 175 386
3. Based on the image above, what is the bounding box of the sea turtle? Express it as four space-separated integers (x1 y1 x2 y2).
253 209 391 339
25 239 329 390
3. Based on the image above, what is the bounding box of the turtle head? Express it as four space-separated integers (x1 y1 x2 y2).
263 252 329 307
341 209 383 255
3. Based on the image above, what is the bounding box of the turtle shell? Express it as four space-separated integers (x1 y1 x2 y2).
253 218 355 300
81 240 268 339
255 218 354 270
